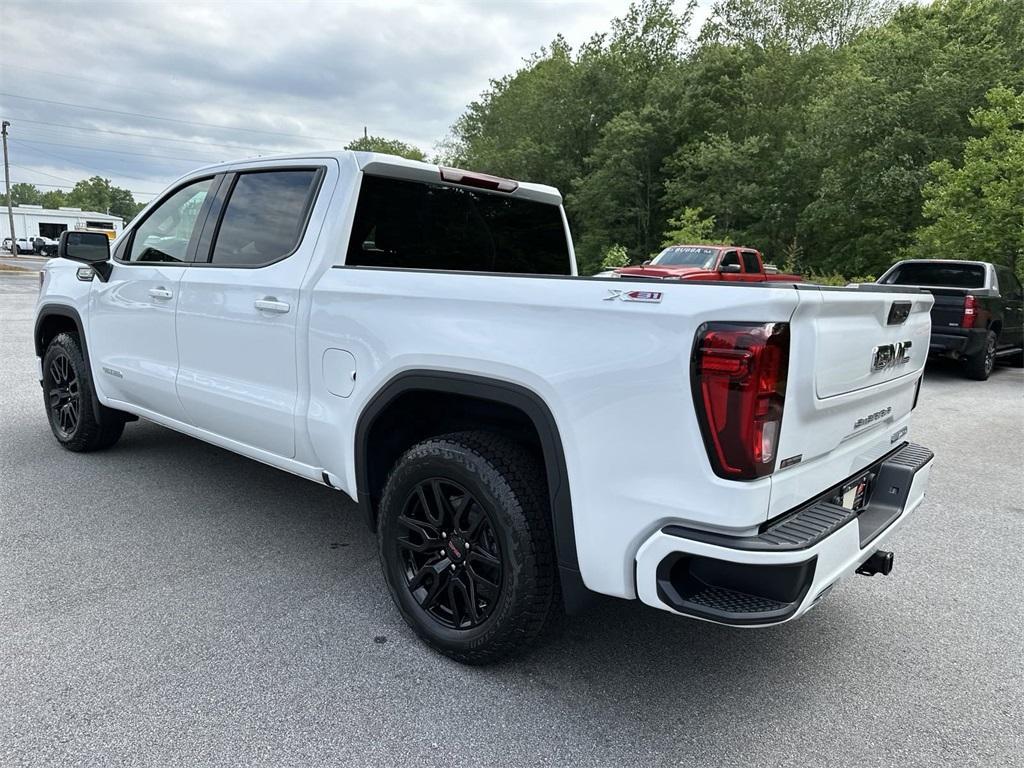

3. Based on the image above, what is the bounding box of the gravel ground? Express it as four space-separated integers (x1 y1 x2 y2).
1 273 1022 767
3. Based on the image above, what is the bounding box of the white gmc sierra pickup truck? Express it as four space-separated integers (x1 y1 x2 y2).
34 152 935 663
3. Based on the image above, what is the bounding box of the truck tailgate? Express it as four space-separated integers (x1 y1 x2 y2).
809 289 931 398
767 285 933 519
922 287 969 331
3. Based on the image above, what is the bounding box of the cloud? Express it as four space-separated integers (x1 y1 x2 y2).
0 0 701 199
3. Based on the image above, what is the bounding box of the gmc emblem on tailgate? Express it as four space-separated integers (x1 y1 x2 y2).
871 341 912 372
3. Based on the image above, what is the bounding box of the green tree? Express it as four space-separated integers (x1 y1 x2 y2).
570 106 676 271
662 207 720 246
798 0 1024 275
913 87 1024 274
345 134 427 161
700 0 897 50
1 182 42 206
65 176 144 222
599 244 630 271
40 190 68 209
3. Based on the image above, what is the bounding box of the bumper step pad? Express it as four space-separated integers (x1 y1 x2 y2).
654 442 933 624
686 586 789 614
662 442 934 552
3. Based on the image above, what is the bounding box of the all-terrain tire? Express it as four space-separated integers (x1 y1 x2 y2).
964 330 997 381
377 431 557 665
42 332 126 451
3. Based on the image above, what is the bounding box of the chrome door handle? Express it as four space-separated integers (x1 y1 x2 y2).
254 297 290 314
149 287 173 300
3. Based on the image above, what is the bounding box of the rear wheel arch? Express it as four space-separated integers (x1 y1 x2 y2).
355 371 586 608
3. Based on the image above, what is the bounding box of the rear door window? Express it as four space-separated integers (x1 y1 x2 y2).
209 169 321 267
346 175 570 275
995 266 1023 300
741 250 760 273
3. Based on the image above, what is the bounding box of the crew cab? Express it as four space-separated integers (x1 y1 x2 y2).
34 152 934 664
877 259 1024 380
615 244 802 282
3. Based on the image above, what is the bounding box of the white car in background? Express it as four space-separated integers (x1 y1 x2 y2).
2 237 36 254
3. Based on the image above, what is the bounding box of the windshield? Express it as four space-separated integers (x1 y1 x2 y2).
652 246 718 268
882 262 985 288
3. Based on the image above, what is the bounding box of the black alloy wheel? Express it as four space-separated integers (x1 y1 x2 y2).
46 351 81 439
397 478 503 630
965 329 998 380
984 332 997 376
377 431 557 664
42 332 126 451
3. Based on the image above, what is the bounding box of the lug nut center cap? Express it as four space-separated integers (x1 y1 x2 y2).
445 534 467 563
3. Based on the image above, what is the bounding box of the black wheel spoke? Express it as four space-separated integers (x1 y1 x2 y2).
396 476 503 631
446 579 462 626
468 547 500 568
414 485 435 524
45 352 81 438
451 494 473 534
420 569 449 611
397 514 439 543
429 479 452 527
456 574 480 625
466 565 499 597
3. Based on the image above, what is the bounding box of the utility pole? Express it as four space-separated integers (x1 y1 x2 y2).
1 121 15 256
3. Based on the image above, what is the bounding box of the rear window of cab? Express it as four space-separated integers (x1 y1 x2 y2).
345 175 570 275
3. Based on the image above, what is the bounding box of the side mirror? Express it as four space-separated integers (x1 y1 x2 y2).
642 259 652 266
59 231 112 281
719 263 742 273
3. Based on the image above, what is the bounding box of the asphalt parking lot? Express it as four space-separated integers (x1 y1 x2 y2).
2 272 1022 767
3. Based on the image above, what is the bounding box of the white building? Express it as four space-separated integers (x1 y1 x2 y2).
1 205 124 240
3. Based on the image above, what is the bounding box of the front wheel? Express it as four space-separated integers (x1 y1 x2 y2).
42 333 126 451
377 431 557 664
964 330 997 380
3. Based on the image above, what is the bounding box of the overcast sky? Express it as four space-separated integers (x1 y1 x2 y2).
0 0 708 203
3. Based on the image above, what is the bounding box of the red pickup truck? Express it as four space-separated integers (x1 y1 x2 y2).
615 245 801 283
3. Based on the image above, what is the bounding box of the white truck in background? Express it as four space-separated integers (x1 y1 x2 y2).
34 152 934 663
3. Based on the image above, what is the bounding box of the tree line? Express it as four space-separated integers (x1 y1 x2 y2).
1 177 145 223
5 0 1020 280
440 0 1024 279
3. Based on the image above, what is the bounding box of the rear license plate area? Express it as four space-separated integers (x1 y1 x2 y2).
834 472 873 512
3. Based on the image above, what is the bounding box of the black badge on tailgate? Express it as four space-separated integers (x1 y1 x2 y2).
887 301 912 325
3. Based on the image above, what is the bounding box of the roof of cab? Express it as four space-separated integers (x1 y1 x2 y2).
184 150 563 205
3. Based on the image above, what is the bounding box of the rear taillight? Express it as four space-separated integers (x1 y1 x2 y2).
962 295 976 329
691 322 790 480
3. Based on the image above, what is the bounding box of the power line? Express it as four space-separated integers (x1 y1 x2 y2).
8 163 81 184
10 180 159 196
12 137 226 164
2 117 277 153
10 141 183 184
0 63 327 138
0 91 343 143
